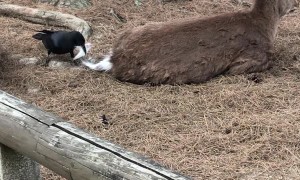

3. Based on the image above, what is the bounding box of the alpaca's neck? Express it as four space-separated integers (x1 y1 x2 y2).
251 0 280 41
252 0 280 20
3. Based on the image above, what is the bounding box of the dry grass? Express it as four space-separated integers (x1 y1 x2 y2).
1 0 300 179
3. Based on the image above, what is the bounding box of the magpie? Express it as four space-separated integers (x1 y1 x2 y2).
32 30 87 65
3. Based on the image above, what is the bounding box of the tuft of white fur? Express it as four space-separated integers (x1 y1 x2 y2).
73 43 92 60
82 55 113 71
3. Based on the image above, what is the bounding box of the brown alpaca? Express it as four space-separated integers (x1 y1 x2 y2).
83 0 298 85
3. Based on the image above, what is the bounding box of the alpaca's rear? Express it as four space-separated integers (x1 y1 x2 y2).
83 0 298 85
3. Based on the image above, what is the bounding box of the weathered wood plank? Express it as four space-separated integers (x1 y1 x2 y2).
55 122 190 180
0 144 40 180
0 91 63 125
0 106 72 178
0 3 92 39
0 90 191 180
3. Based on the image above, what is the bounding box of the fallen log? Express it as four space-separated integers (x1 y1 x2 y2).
0 90 190 180
0 3 92 39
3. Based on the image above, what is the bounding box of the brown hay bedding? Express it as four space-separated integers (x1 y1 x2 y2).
1 0 300 179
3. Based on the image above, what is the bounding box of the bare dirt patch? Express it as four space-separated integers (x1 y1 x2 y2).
1 0 300 179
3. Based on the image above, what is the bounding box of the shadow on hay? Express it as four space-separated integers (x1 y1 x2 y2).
0 46 25 89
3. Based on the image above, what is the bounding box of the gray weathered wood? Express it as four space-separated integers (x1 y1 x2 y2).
0 144 40 180
36 0 92 9
0 3 92 39
0 90 191 180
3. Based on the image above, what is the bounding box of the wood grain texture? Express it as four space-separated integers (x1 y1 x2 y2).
0 3 92 39
0 144 40 180
0 91 190 180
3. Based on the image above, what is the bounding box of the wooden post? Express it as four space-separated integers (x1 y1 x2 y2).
0 144 40 180
0 90 191 180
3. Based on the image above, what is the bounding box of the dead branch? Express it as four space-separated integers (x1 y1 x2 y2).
0 3 92 39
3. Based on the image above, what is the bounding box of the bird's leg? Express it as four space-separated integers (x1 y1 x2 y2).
70 51 75 58
42 50 51 66
70 51 80 66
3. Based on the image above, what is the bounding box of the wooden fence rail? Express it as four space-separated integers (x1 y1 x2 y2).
0 90 191 180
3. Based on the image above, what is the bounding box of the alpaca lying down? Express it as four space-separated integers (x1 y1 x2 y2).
83 0 299 85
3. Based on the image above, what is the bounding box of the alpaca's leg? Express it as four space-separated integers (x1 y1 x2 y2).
227 52 272 75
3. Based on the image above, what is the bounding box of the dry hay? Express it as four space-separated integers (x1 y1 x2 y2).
1 0 300 179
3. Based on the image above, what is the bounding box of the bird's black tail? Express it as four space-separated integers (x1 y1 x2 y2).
32 30 54 40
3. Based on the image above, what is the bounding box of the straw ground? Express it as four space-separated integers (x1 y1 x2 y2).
1 0 300 179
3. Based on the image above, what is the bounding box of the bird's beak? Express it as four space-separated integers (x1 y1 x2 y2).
73 46 86 60
73 43 92 60
82 45 87 55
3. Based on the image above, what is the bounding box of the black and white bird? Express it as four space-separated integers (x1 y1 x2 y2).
32 30 87 65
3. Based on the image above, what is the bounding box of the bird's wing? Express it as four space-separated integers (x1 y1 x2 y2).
50 32 69 48
36 30 55 34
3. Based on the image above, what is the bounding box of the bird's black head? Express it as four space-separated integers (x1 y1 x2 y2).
71 31 86 54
